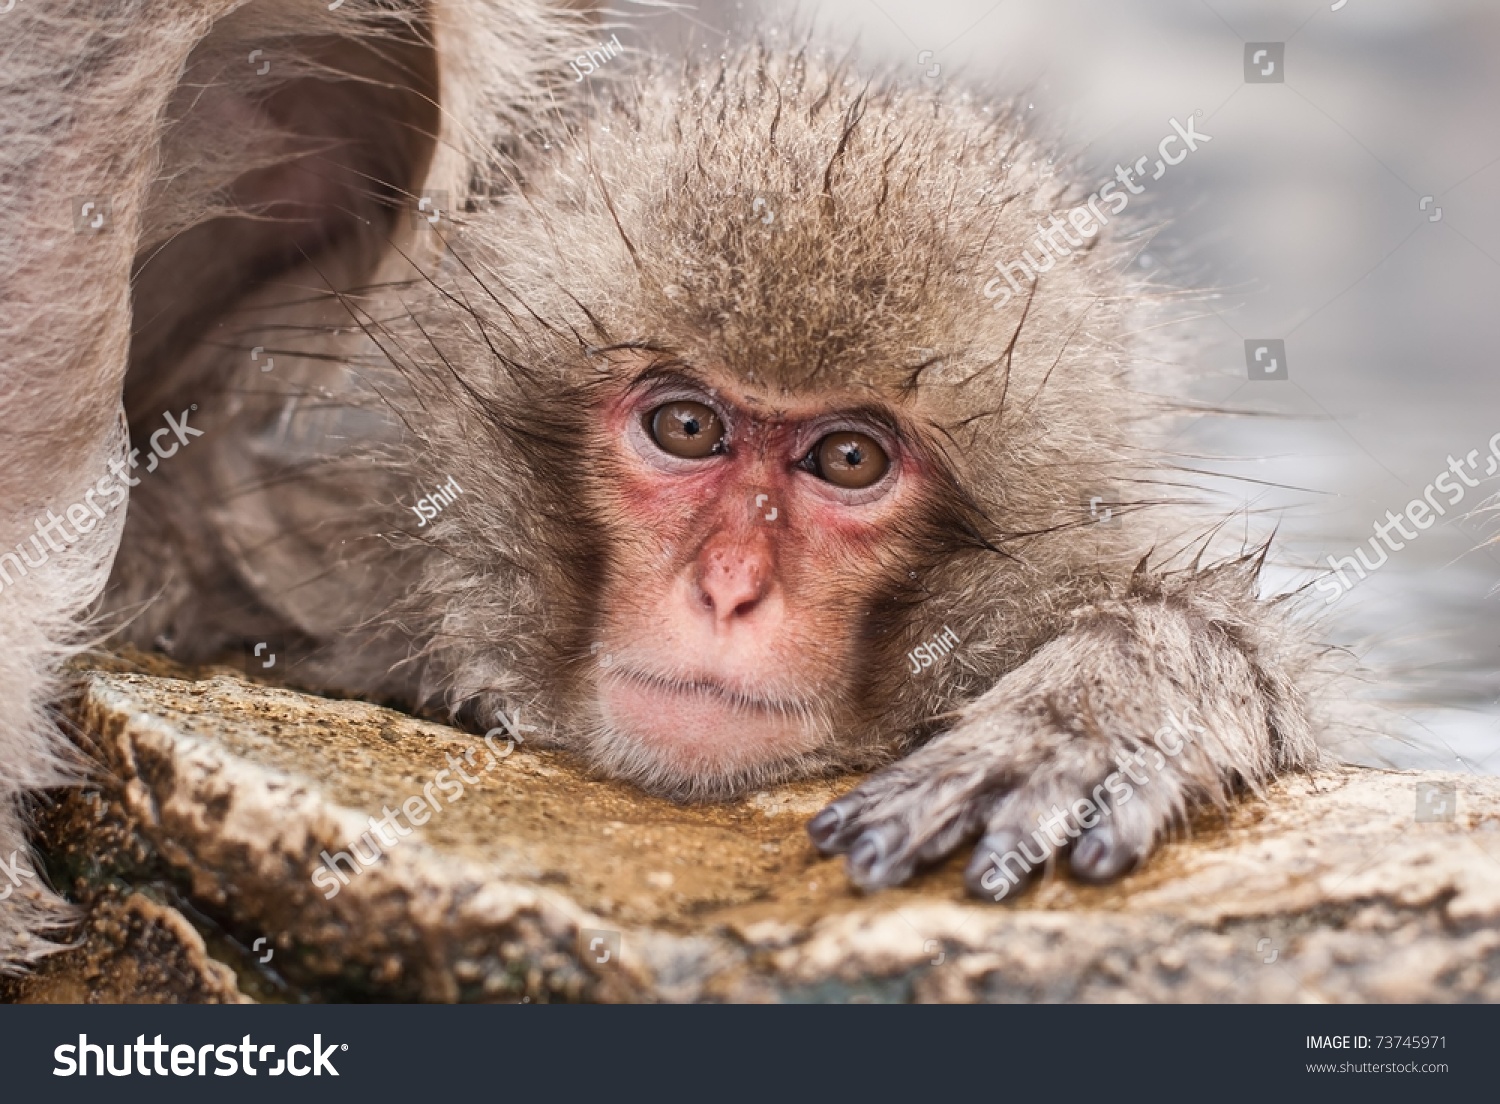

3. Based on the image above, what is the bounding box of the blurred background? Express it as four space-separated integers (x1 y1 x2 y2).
628 0 1500 773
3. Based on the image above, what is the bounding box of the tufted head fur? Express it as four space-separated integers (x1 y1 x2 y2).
332 45 1178 797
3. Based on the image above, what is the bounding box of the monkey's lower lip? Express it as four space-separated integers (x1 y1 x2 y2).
607 666 790 714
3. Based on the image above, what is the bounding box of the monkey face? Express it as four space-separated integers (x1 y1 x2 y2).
577 358 936 795
392 52 1137 799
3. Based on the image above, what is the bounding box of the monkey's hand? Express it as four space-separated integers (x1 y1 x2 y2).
808 582 1318 898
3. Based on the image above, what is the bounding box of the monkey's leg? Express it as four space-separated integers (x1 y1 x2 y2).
809 564 1321 896
0 0 246 967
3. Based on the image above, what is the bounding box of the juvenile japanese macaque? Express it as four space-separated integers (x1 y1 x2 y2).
0 0 1325 968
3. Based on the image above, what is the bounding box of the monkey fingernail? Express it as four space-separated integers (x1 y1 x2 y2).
846 831 885 874
1070 823 1136 884
1070 829 1111 876
807 800 859 852
845 825 910 888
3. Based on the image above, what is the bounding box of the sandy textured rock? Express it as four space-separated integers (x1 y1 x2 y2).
1 891 249 1004
11 662 1500 1002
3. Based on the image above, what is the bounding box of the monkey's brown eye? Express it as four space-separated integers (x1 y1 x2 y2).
648 401 725 459
812 431 889 489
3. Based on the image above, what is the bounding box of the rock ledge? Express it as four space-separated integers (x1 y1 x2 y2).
8 665 1500 1002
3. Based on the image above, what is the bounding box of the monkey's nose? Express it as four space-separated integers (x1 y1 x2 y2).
694 539 773 626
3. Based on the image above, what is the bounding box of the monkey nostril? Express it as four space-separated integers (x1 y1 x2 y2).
693 534 774 624
699 582 762 619
696 564 768 622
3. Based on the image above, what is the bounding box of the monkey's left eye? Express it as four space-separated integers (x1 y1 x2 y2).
647 401 726 459
809 431 890 490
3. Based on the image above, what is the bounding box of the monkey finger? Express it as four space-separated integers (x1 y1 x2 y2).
963 829 1046 900
961 782 1092 900
1068 821 1138 883
807 769 937 855
806 794 870 854
842 820 918 890
1070 792 1165 884
911 794 998 866
813 768 1002 878
843 795 998 890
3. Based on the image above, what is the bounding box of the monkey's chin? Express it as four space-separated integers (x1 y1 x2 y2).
592 669 826 799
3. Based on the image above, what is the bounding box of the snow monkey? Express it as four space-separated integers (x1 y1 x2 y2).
0 0 1324 968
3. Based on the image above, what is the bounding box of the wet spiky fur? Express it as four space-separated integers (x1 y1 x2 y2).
3 3 1329 966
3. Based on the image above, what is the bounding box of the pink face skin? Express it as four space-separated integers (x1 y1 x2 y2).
588 363 930 788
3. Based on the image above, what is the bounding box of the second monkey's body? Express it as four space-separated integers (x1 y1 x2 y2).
106 29 1322 898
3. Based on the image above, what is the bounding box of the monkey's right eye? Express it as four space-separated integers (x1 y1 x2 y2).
647 401 726 459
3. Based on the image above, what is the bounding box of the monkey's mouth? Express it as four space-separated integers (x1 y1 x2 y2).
608 666 794 715
594 665 824 781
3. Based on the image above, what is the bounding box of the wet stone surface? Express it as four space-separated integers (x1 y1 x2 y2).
5 659 1500 1003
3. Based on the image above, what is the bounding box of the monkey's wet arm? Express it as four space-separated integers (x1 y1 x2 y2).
808 570 1320 898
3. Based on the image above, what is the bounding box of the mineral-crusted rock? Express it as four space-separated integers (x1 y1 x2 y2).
2 891 248 1004
10 664 1500 1003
